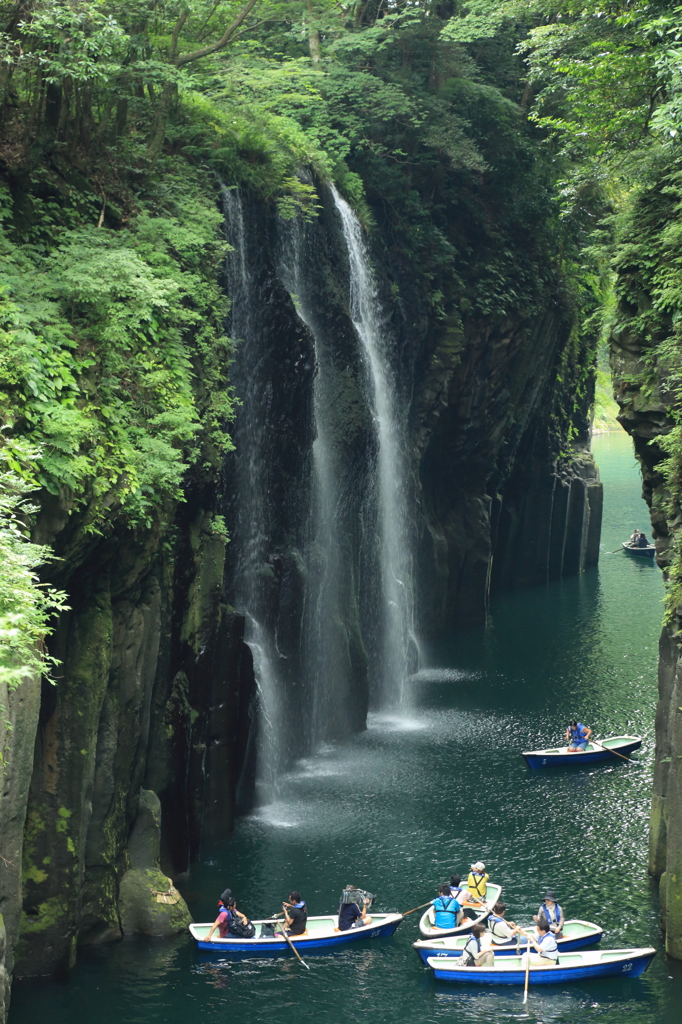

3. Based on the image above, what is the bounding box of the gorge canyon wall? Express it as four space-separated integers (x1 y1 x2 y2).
0 180 603 1006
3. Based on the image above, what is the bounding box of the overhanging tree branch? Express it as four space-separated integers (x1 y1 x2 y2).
175 0 260 66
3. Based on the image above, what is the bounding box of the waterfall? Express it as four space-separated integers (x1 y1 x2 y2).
276 220 340 741
330 185 415 706
221 188 285 797
222 182 416 801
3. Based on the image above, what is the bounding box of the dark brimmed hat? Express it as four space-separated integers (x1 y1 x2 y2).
220 888 232 904
543 889 557 902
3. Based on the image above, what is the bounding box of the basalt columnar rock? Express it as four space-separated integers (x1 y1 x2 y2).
608 166 682 959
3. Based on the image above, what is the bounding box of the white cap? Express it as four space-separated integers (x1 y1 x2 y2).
471 861 485 872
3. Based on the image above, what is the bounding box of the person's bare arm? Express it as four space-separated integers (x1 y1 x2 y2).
206 914 222 941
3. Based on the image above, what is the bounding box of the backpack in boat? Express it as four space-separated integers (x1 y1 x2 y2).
228 913 256 939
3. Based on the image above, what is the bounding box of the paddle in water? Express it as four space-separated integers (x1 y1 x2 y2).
276 925 310 969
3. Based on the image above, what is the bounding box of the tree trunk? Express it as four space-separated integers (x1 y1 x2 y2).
307 0 321 65
146 81 176 164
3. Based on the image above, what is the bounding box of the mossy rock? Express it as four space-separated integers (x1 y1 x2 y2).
118 869 192 937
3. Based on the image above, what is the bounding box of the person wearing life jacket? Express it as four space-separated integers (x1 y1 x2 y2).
461 922 494 967
432 883 463 929
283 891 308 936
523 919 559 965
566 720 592 751
638 531 650 548
487 902 520 946
629 529 641 547
205 892 249 941
532 889 564 937
467 861 489 899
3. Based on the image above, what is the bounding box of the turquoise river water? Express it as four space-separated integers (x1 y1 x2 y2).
11 430 682 1024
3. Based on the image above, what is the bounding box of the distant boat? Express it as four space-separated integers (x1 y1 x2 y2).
427 946 656 984
419 884 502 938
413 919 603 963
189 913 403 955
622 541 656 558
522 735 641 769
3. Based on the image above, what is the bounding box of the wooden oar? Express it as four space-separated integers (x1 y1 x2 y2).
523 946 530 1003
593 738 635 763
276 925 310 970
518 928 535 1004
400 901 432 917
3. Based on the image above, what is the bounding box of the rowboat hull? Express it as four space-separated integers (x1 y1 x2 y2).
414 920 603 964
427 947 656 984
622 542 656 558
418 884 502 938
522 735 641 769
189 913 403 955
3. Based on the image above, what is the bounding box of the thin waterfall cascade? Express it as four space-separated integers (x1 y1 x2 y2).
221 187 312 798
330 184 416 707
276 217 370 742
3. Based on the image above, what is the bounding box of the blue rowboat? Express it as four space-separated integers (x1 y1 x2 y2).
413 919 603 964
418 884 502 938
522 735 641 769
189 913 403 956
427 946 656 984
622 541 656 559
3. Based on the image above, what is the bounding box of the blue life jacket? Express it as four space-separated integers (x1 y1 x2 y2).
433 896 460 928
569 723 587 743
538 902 562 926
489 914 511 941
463 933 481 964
293 901 306 909
538 931 559 958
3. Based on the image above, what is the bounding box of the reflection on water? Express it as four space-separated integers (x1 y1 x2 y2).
10 432 681 1024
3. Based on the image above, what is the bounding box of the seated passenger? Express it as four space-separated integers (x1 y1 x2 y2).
449 873 464 899
523 920 559 965
336 885 372 932
205 895 248 941
450 873 478 921
432 883 462 929
638 532 650 547
467 861 489 899
461 922 494 967
283 891 308 936
566 720 591 751
533 889 564 937
629 529 640 546
487 902 520 946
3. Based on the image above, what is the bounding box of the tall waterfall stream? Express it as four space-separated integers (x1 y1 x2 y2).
223 186 416 796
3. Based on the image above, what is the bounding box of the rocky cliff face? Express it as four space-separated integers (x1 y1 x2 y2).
611 316 682 959
414 307 602 633
1 183 603 1011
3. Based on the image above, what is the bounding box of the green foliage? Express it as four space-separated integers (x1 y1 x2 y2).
0 168 235 529
0 436 67 692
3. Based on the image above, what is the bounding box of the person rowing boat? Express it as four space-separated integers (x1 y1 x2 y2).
282 891 307 936
566 720 592 751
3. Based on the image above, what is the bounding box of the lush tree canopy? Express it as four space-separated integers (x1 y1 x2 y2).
4 0 682 664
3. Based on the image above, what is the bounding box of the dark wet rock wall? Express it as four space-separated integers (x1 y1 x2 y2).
610 294 682 959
